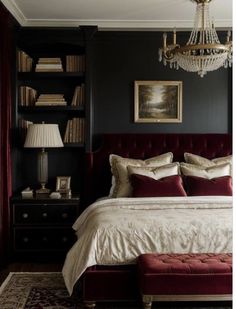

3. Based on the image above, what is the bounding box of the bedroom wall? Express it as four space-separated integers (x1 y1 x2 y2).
91 31 232 149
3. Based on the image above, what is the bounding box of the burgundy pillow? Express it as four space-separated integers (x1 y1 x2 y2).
130 174 187 197
184 176 232 196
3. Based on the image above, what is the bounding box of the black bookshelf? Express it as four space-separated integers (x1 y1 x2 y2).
12 27 94 197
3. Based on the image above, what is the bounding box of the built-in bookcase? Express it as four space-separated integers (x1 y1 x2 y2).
12 27 96 196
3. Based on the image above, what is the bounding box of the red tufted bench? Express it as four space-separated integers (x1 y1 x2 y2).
137 253 232 309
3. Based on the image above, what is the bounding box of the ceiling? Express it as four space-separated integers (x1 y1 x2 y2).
1 0 233 29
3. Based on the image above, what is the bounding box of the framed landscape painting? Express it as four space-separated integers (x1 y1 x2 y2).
134 80 182 123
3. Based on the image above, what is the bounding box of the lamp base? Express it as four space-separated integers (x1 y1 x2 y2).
36 183 50 194
37 149 49 194
36 187 50 194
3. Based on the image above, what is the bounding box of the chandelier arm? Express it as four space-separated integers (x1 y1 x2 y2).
176 43 231 53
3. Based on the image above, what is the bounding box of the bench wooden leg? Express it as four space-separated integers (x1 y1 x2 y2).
143 295 152 309
143 301 152 309
84 301 96 308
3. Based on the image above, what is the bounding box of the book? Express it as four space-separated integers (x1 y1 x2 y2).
19 86 37 106
66 55 85 72
35 93 67 106
35 57 63 72
18 50 33 72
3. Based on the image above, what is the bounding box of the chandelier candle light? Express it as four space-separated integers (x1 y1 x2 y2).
159 0 232 77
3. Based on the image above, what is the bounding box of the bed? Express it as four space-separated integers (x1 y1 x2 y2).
62 133 232 305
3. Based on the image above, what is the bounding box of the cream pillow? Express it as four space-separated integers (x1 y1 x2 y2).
184 153 232 167
180 162 231 179
109 152 173 197
128 162 180 180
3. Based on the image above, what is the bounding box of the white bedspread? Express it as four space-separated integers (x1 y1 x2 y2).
62 196 232 294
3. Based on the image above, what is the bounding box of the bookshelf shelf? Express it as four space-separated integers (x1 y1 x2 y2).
64 143 85 148
18 106 85 112
18 72 85 79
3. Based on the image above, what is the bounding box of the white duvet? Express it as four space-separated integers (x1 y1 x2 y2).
62 196 232 294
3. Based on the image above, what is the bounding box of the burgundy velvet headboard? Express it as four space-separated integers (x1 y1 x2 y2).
84 134 232 206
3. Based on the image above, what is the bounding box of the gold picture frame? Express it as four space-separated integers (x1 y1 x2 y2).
134 80 183 123
56 176 71 193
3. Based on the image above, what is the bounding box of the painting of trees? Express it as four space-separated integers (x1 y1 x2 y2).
134 81 182 123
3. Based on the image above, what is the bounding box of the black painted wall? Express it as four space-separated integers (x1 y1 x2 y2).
91 31 231 148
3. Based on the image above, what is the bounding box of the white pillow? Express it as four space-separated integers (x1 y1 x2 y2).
180 162 231 179
184 153 232 167
109 152 173 197
127 162 180 180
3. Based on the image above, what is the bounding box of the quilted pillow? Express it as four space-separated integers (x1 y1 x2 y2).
184 176 232 196
131 174 187 197
180 162 231 179
109 152 173 197
184 153 232 169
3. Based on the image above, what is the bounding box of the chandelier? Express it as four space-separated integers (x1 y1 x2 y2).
159 0 232 77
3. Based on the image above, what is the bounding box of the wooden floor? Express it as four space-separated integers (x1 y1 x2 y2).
0 262 63 285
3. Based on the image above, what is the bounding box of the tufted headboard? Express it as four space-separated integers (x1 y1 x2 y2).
84 133 232 206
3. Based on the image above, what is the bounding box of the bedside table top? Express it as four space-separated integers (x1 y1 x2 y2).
11 193 80 202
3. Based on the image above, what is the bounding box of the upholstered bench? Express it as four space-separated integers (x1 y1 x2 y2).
137 253 232 309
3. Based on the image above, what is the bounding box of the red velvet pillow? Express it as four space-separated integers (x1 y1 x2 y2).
130 174 187 197
184 176 232 196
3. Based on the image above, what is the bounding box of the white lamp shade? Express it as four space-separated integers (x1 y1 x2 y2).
24 123 64 148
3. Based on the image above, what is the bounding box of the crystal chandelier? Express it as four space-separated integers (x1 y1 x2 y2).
159 0 232 77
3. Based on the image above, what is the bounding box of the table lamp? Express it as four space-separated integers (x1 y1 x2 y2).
24 122 64 194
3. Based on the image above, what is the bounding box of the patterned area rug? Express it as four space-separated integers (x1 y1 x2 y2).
0 272 232 309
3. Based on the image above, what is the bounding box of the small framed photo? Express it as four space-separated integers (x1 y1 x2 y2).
56 176 71 193
134 80 183 123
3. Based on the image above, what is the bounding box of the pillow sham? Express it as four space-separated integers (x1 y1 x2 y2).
184 175 232 196
127 162 180 180
109 152 173 197
131 174 187 198
184 153 232 168
180 162 231 179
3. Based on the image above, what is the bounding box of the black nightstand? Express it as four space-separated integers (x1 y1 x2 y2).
10 194 80 260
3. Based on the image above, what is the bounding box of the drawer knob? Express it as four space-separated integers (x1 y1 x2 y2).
23 237 29 243
42 212 48 218
62 237 68 243
62 213 68 219
22 213 29 219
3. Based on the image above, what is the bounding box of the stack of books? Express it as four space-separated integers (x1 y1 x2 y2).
66 55 85 72
64 118 85 143
71 84 85 106
35 94 67 106
35 57 63 72
18 50 33 72
19 86 37 106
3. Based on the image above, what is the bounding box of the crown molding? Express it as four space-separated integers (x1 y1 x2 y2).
21 19 233 30
1 0 27 25
1 0 232 29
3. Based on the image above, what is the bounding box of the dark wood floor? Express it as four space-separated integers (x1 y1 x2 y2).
0 262 62 285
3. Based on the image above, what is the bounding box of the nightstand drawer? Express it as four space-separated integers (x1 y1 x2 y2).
13 203 77 225
14 227 76 251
